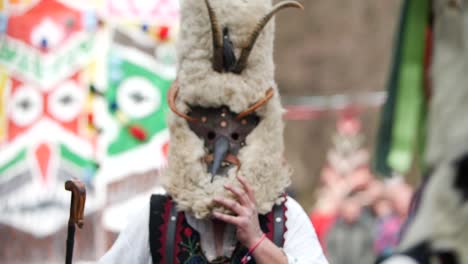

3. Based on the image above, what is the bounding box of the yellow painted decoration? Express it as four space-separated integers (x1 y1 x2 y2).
9 0 32 4
88 61 97 81
115 111 129 125
0 70 7 143
85 94 94 111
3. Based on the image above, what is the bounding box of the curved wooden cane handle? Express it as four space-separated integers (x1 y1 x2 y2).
65 179 86 228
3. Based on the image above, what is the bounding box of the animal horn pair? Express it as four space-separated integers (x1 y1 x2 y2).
168 80 274 122
205 0 304 74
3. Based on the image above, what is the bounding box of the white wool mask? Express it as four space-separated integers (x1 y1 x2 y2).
161 0 303 219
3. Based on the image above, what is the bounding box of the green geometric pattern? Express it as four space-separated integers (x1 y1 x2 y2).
106 50 172 155
0 149 26 175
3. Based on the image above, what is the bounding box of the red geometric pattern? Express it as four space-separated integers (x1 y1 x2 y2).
34 142 51 185
6 73 84 142
6 0 82 53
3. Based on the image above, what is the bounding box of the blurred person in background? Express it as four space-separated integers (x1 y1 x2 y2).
349 166 375 192
385 178 413 220
310 188 341 251
372 194 402 263
310 166 347 250
350 168 382 223
360 175 385 207
326 192 376 264
372 178 413 263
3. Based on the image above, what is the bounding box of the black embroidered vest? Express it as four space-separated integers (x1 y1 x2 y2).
149 195 287 264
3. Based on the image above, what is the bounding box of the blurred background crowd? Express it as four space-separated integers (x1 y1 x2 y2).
307 114 414 264
0 0 421 263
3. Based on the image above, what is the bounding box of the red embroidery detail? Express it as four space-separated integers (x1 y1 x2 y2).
282 195 288 246
174 212 185 262
184 227 193 237
265 208 274 242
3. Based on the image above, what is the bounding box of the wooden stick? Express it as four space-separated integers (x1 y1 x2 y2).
65 179 86 264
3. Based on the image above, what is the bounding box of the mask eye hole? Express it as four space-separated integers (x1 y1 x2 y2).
207 131 216 140
231 132 240 141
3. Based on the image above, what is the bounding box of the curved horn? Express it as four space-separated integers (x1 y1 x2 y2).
167 81 198 122
236 88 274 120
232 1 304 74
205 0 224 72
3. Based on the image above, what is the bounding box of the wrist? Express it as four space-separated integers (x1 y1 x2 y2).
242 233 267 264
245 231 265 249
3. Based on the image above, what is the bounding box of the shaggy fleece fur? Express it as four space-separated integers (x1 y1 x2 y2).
176 0 276 113
162 0 292 219
425 0 468 166
398 1 468 262
399 151 468 263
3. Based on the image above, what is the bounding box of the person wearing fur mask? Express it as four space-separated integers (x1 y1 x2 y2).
379 0 468 263
99 1 327 263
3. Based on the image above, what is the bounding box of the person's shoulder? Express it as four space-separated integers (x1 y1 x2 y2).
284 196 310 221
285 196 305 213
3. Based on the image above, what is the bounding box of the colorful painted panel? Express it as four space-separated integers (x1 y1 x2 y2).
0 0 179 261
96 0 178 183
0 0 179 241
0 0 102 237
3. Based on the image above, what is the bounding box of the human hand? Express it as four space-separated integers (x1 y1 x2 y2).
212 175 264 248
